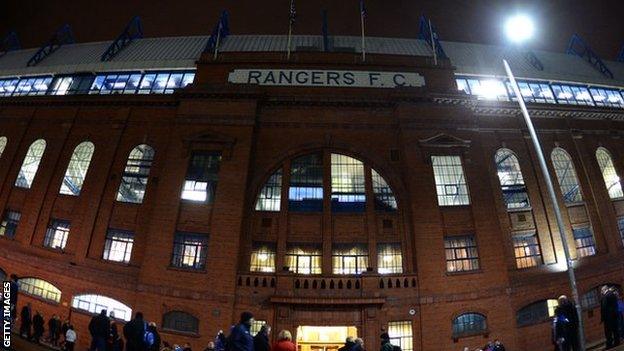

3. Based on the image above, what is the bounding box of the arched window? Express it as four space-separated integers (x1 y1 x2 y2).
255 169 282 211
162 311 199 334
71 294 132 321
516 299 558 327
494 149 530 209
289 153 324 212
116 144 155 203
372 169 397 211
60 141 95 195
581 284 621 310
331 154 366 212
452 313 487 338
18 277 61 303
0 136 7 159
551 148 583 204
15 139 46 189
596 147 623 199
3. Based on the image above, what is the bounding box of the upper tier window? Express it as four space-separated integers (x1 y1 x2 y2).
431 155 470 206
117 144 155 204
494 148 530 210
0 136 7 159
595 147 623 199
181 152 221 203
551 148 583 204
256 152 397 213
15 139 46 189
60 141 95 196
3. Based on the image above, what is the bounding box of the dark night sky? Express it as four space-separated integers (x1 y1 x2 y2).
1 0 623 58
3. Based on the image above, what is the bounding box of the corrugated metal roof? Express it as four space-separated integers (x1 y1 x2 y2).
0 34 624 88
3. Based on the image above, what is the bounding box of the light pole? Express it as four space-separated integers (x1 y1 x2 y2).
503 14 586 351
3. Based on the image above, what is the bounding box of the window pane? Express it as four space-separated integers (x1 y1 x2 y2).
250 242 276 272
452 313 486 337
171 232 209 270
72 294 132 321
286 244 322 274
255 169 282 211
388 321 412 351
512 231 542 269
60 141 95 195
494 149 530 209
162 311 199 334
44 219 71 250
117 144 155 203
0 136 7 158
551 148 583 204
573 225 595 258
15 139 47 188
103 229 134 263
331 154 365 212
18 277 61 303
378 243 402 274
289 153 323 212
0 210 20 238
431 156 470 206
181 152 221 202
372 169 397 211
596 147 623 199
332 244 368 274
516 300 557 326
444 235 479 272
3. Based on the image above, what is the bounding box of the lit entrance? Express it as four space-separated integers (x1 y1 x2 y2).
296 326 357 351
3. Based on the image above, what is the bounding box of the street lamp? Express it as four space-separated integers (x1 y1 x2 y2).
502 14 586 351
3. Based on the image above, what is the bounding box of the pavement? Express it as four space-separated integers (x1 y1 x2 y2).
7 336 59 351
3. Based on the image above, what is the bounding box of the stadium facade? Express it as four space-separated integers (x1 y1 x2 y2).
2 32 624 350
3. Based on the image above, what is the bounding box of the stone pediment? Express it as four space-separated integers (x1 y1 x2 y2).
418 133 471 148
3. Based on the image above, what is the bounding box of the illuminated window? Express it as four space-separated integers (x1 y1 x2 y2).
60 141 95 196
18 277 61 303
171 232 208 270
377 243 402 274
617 217 624 246
103 229 134 263
255 169 282 211
589 87 624 107
455 78 470 95
551 84 594 106
13 76 53 96
388 321 413 351
15 139 46 189
512 231 542 269
72 294 132 321
516 299 558 327
43 219 70 250
596 147 623 199
452 313 487 338
444 235 479 272
507 81 556 104
289 153 323 212
332 244 368 275
372 169 397 211
494 149 530 209
251 320 267 336
465 78 510 101
0 210 20 238
551 148 583 204
116 144 155 204
331 154 366 212
431 156 470 206
250 243 275 273
0 136 7 158
162 311 199 334
181 152 221 202
573 225 595 258
286 244 322 274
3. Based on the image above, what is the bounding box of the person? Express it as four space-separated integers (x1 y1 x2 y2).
229 312 254 351
145 322 161 351
32 311 45 344
19 303 32 339
491 339 505 351
110 320 123 351
215 331 227 351
8 275 18 323
618 293 624 338
65 325 77 351
272 330 296 351
183 343 193 351
379 333 394 351
123 311 147 351
61 318 70 347
253 324 270 351
49 314 60 346
89 309 110 351
553 308 571 351
339 337 355 351
352 338 364 351
556 295 579 351
203 341 216 351
601 286 621 348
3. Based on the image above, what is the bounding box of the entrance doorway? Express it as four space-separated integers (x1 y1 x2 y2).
296 326 358 351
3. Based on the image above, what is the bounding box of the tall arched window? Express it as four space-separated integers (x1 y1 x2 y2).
494 148 530 209
331 154 366 212
18 277 61 303
71 294 132 321
289 153 324 212
0 136 7 159
255 169 282 211
116 144 155 203
60 141 95 195
596 147 623 199
15 139 46 188
452 313 487 338
551 148 583 204
162 311 199 334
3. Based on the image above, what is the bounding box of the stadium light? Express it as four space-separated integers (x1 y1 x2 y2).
504 14 535 43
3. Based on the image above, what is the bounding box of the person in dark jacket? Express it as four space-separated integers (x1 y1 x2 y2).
145 322 161 351
109 320 123 351
123 311 147 351
215 331 226 351
230 311 255 351
553 310 571 351
253 324 270 351
339 337 355 351
8 275 18 322
19 303 32 339
557 295 580 351
89 309 110 351
380 332 393 351
32 311 45 344
48 314 60 346
601 286 621 348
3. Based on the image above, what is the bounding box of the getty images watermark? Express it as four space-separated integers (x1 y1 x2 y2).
2 280 12 349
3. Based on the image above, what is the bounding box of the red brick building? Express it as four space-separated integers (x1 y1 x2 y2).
1 33 624 351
